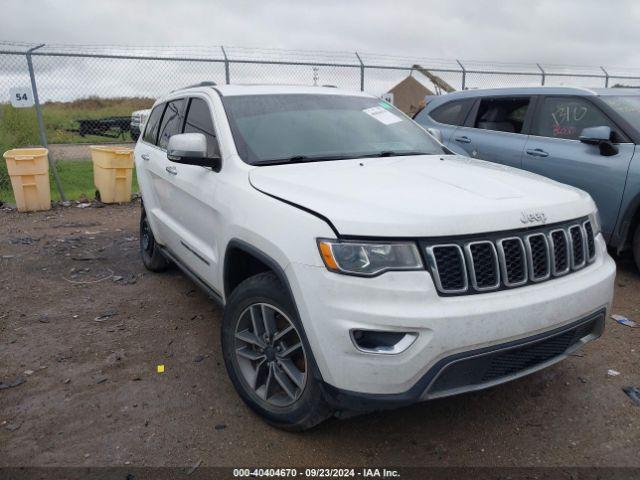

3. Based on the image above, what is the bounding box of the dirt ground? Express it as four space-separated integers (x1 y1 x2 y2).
0 202 639 469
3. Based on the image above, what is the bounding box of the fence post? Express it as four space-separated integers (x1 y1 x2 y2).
536 63 546 86
600 66 609 88
456 59 466 90
26 44 66 202
355 52 364 91
221 46 230 84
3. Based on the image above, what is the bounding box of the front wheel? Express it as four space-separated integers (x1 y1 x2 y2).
221 272 332 431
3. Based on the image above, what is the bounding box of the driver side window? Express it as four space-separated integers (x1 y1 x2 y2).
183 98 220 157
534 97 615 141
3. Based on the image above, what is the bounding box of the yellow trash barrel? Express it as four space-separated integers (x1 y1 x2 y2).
89 146 134 203
3 147 51 212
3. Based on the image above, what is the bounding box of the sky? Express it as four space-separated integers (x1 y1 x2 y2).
3 0 640 68
2 0 640 100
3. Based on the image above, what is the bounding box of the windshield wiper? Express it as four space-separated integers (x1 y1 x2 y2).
255 154 353 166
254 151 434 166
372 150 433 157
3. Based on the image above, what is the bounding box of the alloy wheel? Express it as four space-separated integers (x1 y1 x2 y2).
234 303 307 407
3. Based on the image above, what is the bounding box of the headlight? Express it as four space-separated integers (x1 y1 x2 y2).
317 239 423 276
589 210 601 236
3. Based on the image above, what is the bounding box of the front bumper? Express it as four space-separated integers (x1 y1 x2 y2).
320 309 604 411
286 235 616 401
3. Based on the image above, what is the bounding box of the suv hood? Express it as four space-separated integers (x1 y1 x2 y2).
249 155 595 237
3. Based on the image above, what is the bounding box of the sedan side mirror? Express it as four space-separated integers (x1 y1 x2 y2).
426 127 443 144
167 133 221 170
579 126 618 157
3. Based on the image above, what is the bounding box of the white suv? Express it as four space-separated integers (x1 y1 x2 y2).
135 83 616 430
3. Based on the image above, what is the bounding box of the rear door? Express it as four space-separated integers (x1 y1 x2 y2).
522 95 634 239
413 98 473 147
450 95 534 169
135 102 172 244
144 97 188 253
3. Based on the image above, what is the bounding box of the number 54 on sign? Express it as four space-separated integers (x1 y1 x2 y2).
9 87 35 108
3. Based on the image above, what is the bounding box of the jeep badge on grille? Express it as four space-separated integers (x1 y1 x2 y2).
520 211 547 224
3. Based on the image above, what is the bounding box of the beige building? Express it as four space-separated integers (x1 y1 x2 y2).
387 75 434 116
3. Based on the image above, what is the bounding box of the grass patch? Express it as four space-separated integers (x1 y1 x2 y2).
0 97 153 146
0 159 139 204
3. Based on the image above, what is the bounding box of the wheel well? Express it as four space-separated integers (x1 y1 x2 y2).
224 246 273 298
631 206 640 243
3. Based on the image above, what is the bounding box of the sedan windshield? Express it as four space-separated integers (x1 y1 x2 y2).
222 94 446 165
601 95 640 128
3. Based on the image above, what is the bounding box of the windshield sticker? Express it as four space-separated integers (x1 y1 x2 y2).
363 106 402 125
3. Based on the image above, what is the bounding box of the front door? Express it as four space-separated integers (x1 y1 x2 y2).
522 95 634 240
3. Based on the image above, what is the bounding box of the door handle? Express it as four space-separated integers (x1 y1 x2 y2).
454 136 471 144
165 166 178 175
141 154 150 161
525 148 549 158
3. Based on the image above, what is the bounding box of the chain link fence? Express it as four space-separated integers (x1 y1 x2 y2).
2 41 640 203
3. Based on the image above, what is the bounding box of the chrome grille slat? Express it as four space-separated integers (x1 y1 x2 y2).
569 225 586 269
525 233 551 282
465 241 500 291
583 220 596 262
424 217 597 296
497 237 527 287
549 229 570 276
426 245 468 294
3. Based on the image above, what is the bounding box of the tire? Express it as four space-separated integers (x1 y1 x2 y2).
139 207 170 272
633 222 640 273
222 272 332 431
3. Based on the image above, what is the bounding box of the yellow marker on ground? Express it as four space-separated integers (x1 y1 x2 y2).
157 364 165 373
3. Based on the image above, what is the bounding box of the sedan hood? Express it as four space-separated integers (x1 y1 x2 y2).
249 155 594 237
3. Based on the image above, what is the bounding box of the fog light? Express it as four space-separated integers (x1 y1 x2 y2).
350 330 418 354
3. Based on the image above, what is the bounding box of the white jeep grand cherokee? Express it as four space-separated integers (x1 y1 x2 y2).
134 83 616 430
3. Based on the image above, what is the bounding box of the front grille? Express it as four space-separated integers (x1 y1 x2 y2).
424 218 596 296
427 313 602 396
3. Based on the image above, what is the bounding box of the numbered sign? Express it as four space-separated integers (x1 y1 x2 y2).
9 87 35 108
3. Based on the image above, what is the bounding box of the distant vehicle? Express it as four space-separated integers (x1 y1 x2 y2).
414 86 640 271
71 116 130 139
130 109 150 141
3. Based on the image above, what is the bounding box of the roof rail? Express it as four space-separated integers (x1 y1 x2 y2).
172 81 217 92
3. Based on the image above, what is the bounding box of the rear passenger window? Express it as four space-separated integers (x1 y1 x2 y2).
428 100 467 125
534 97 615 141
157 99 186 150
474 97 530 134
143 104 165 145
184 98 219 157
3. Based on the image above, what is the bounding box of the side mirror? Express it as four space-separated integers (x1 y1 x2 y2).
579 126 618 157
426 127 443 144
167 133 221 170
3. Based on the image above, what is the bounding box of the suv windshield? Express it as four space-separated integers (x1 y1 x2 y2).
601 95 640 128
222 94 446 165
